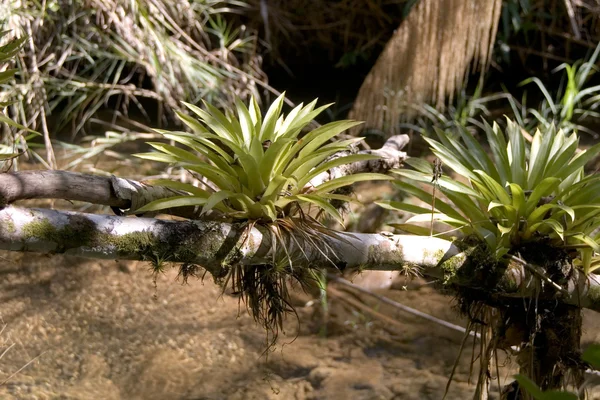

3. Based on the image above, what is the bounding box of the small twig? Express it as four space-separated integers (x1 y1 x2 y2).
327 286 407 334
510 255 570 297
24 20 56 169
0 352 45 386
509 45 573 63
328 274 478 338
0 343 15 360
563 0 582 40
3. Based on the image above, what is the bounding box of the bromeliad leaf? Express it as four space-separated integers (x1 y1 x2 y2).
291 194 344 225
297 154 379 188
147 179 212 197
135 196 210 213
524 177 561 214
406 213 469 227
311 173 393 194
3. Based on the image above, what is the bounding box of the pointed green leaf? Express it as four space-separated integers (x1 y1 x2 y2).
508 183 526 215
260 175 289 204
297 154 380 188
183 102 236 143
403 157 433 174
375 200 437 215
0 152 20 160
571 233 600 253
235 97 255 145
558 141 600 181
527 128 554 187
203 190 236 214
259 92 286 141
134 152 180 164
311 173 393 194
185 163 239 192
406 213 469 227
0 114 37 132
506 120 527 187
248 96 263 131
293 194 344 225
530 219 565 240
424 137 479 181
525 177 561 214
474 170 511 204
483 121 510 184
389 223 454 239
527 203 574 226
393 180 465 220
146 179 211 197
134 196 209 213
260 138 294 180
545 133 579 178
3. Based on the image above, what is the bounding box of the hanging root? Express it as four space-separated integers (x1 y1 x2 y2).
221 217 340 352
512 303 584 393
448 244 586 400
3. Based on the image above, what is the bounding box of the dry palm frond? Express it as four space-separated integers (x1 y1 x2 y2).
348 0 502 135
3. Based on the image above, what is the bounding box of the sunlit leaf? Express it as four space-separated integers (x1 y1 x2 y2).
135 196 209 213
311 173 393 194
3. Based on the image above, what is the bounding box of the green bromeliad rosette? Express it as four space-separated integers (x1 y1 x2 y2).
135 93 390 224
134 93 391 346
378 120 600 393
379 120 600 273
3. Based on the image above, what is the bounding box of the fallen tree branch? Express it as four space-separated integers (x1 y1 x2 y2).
0 135 409 219
2 205 600 313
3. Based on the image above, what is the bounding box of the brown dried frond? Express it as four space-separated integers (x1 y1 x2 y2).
349 0 502 135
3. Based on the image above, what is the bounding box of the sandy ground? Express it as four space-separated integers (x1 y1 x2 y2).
0 248 599 400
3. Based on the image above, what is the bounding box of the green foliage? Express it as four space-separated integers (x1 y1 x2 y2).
135 94 391 222
509 42 600 137
494 0 600 71
399 81 512 137
133 94 392 349
378 121 600 272
402 43 600 146
583 343 600 368
0 31 39 162
514 374 578 400
0 32 24 129
514 344 600 399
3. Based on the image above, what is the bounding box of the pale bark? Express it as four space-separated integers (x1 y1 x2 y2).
4 205 600 313
0 170 130 207
305 134 409 189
